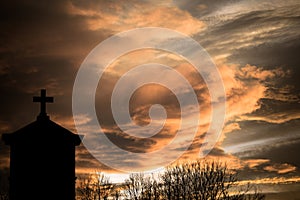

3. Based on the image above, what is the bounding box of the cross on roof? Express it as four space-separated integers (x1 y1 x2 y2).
33 89 54 118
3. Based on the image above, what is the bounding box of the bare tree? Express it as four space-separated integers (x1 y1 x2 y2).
123 160 265 200
124 173 147 200
124 173 161 200
160 160 265 200
77 172 113 200
77 161 265 200
113 189 121 200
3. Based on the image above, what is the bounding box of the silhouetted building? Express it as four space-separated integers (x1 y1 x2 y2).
2 89 82 200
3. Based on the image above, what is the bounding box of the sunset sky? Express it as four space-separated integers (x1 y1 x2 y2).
0 0 300 199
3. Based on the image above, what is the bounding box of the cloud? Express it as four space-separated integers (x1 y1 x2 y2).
195 1 300 68
264 163 297 174
241 112 300 124
237 176 300 185
265 85 299 102
68 0 205 35
244 159 270 168
216 62 287 125
92 47 292 169
237 64 285 80
222 119 300 179
219 63 265 119
86 53 294 172
75 144 115 173
217 62 298 126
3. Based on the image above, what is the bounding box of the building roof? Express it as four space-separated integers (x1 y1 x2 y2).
2 114 82 146
2 89 82 146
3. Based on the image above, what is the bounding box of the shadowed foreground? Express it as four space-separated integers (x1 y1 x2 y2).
76 160 265 200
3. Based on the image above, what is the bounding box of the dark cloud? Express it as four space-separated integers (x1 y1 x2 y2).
223 119 300 169
198 5 300 185
0 0 107 129
229 39 300 87
243 138 300 170
197 5 300 56
173 0 242 17
236 160 299 181
249 98 300 122
263 183 300 200
205 146 227 157
201 5 300 96
104 130 157 153
75 144 114 171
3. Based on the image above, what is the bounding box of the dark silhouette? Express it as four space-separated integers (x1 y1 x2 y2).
75 161 265 199
2 89 82 200
123 161 265 200
33 89 54 120
77 172 114 200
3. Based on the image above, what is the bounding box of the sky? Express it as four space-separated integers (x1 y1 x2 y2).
0 0 300 199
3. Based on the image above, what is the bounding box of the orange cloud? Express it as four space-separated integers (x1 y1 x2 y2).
68 1 205 35
67 39 292 172
264 163 297 174
239 113 300 124
238 64 285 80
219 63 265 119
216 61 292 125
99 57 291 170
237 176 300 185
265 84 299 102
244 159 270 168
